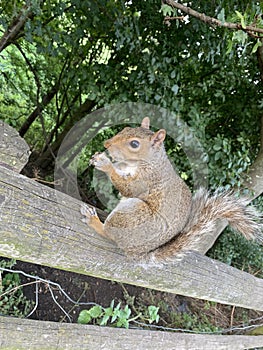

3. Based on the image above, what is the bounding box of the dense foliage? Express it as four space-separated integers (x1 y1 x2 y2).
0 1 262 177
0 1 263 267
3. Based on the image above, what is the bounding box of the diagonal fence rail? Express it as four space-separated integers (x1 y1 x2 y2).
0 121 262 349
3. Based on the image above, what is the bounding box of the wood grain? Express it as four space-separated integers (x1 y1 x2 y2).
0 316 263 350
0 165 263 311
0 120 30 172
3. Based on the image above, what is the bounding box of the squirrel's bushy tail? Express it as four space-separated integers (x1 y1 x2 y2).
184 188 262 241
154 188 262 260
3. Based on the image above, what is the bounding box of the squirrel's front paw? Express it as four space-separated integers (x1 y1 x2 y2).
80 203 98 225
90 152 112 172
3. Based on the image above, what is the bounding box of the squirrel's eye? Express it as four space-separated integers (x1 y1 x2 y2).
129 140 140 149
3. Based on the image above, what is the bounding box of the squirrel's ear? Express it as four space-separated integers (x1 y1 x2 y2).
151 129 166 146
141 117 150 129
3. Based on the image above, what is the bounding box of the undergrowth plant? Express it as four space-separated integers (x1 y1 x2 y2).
0 259 33 317
208 228 263 278
78 299 160 329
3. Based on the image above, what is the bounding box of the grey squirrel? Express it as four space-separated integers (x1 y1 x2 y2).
81 117 262 259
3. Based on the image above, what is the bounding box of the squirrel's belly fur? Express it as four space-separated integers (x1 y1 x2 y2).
104 185 190 256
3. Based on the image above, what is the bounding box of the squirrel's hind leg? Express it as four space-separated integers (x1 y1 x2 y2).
80 203 110 239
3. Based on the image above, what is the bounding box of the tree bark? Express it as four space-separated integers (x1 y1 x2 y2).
0 120 30 172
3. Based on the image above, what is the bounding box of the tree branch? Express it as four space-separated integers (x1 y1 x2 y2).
0 4 33 53
19 84 59 137
163 0 263 37
32 98 97 172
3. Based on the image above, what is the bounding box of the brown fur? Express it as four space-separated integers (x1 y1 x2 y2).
81 118 262 260
153 188 262 260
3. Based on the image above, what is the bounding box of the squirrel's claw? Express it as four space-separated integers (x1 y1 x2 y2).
89 152 100 166
80 203 98 224
89 152 112 171
80 203 106 238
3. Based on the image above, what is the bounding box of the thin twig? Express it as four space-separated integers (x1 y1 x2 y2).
230 305 236 329
47 283 72 322
26 281 39 318
60 282 90 323
0 280 40 299
0 267 98 307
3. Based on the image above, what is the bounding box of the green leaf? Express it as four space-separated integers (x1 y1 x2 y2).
235 10 246 29
232 30 247 45
89 305 103 318
104 306 114 317
78 310 92 324
213 143 222 151
111 302 121 323
147 305 160 323
217 8 225 23
214 151 222 161
226 38 234 55
160 4 174 17
251 40 262 54
100 314 110 326
120 305 131 319
171 84 179 94
170 70 176 79
117 318 129 328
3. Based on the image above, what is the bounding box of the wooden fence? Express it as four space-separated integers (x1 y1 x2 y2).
0 121 263 349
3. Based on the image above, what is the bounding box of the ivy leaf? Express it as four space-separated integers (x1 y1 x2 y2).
116 318 129 328
111 301 121 323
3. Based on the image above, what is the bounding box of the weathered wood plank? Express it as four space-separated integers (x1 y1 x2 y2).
0 165 263 311
0 121 30 172
1 316 263 350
